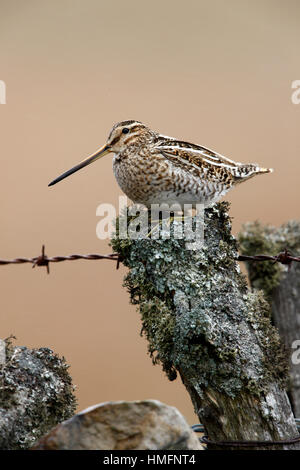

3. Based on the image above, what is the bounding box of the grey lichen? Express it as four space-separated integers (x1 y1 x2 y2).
0 337 76 450
238 220 300 300
239 220 300 419
111 203 288 401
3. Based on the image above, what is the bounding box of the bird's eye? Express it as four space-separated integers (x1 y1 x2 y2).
122 128 130 134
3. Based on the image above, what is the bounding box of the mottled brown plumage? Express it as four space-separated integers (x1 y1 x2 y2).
49 120 273 207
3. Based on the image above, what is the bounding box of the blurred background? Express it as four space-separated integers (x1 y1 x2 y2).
0 0 299 424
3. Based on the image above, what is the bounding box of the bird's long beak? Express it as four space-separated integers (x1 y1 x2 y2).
48 144 111 187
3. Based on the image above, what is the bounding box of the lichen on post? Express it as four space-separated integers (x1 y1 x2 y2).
111 202 300 450
239 220 300 419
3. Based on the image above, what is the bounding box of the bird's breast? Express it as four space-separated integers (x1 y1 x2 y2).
112 152 171 204
112 152 232 207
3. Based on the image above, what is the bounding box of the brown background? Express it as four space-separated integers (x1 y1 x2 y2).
0 0 299 424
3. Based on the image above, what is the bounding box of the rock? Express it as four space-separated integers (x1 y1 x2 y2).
0 338 76 449
33 399 203 450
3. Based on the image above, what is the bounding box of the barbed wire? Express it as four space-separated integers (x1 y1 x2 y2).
237 249 300 266
191 419 300 448
0 246 299 274
0 245 120 274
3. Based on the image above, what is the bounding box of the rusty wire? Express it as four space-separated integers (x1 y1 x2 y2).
192 419 300 448
0 246 299 275
237 249 300 267
0 245 120 274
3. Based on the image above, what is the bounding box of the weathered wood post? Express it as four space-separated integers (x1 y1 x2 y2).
112 203 300 450
239 220 300 418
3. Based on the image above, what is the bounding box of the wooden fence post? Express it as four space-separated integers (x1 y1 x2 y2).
112 203 300 450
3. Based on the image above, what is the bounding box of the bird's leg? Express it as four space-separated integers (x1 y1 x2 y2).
146 214 163 239
146 212 186 239
146 209 195 240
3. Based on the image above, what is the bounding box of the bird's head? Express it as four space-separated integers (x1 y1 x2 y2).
106 120 154 153
48 120 153 187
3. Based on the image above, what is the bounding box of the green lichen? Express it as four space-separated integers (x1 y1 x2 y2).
246 291 289 391
111 203 288 400
238 220 300 300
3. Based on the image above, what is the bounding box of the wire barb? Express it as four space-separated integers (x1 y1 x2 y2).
32 245 50 274
237 248 300 270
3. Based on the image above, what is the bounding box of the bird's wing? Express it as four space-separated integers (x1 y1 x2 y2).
155 138 240 171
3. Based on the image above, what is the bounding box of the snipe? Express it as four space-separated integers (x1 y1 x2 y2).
49 120 273 207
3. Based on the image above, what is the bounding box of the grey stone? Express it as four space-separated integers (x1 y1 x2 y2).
0 338 76 449
33 399 203 450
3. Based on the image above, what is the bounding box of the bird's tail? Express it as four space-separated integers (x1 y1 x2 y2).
256 167 274 174
233 164 274 181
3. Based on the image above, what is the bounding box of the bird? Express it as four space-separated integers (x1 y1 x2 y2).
48 120 273 208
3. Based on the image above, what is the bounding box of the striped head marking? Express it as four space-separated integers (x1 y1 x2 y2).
107 120 153 152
